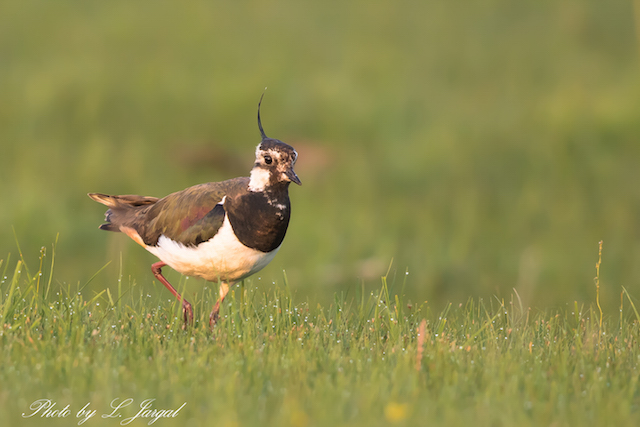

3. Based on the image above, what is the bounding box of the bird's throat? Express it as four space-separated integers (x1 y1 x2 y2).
248 167 271 192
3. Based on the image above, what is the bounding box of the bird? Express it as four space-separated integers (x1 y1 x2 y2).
88 96 301 328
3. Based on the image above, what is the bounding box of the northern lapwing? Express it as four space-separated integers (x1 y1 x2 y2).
88 97 300 327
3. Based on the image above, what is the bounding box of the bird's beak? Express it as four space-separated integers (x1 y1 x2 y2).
285 169 302 185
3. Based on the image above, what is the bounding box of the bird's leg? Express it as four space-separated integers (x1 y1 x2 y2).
151 261 194 326
209 282 230 328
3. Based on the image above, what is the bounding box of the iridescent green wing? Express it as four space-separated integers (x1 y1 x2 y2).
141 178 248 247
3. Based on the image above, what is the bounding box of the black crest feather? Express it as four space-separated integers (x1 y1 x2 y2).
258 92 268 140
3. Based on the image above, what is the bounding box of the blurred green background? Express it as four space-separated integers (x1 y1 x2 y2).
1 0 639 311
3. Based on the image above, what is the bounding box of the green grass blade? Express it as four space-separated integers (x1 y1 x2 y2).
622 286 640 323
2 260 22 322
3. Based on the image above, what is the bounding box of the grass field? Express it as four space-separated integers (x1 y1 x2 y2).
2 247 640 426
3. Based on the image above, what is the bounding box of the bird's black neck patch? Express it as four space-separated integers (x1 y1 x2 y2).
225 187 291 253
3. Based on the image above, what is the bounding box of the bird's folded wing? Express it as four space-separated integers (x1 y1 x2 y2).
142 179 247 247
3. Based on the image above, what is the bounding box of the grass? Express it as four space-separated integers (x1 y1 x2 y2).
2 246 640 426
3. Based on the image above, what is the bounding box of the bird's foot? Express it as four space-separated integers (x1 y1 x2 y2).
209 302 221 329
182 301 194 328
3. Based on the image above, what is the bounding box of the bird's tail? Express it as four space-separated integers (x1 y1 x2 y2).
88 193 159 232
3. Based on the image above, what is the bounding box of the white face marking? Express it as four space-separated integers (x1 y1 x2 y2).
146 216 280 282
248 167 270 192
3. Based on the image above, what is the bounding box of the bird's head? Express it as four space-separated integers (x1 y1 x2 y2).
248 96 301 192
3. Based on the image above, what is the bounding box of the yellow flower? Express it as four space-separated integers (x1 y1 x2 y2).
384 402 409 423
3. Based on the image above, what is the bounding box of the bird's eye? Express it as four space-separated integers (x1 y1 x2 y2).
264 155 273 164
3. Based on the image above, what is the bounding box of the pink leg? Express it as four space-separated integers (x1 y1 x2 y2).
151 261 194 326
209 282 230 328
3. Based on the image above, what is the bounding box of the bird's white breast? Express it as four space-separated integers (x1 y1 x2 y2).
146 216 279 283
